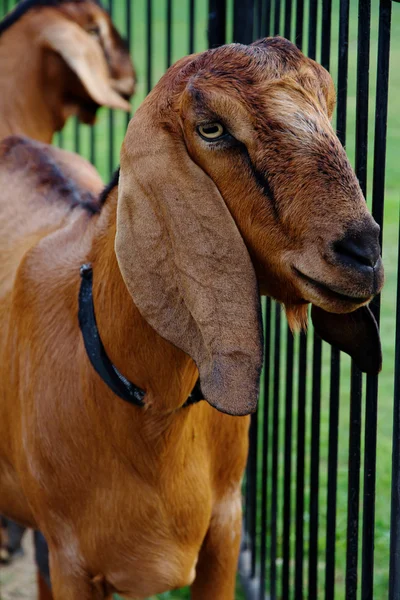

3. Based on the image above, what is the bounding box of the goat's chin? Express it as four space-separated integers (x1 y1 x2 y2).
284 303 309 332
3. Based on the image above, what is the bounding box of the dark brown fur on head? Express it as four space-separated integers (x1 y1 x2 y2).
147 37 383 330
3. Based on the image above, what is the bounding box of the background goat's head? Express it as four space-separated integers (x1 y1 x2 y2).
0 0 135 125
117 37 384 416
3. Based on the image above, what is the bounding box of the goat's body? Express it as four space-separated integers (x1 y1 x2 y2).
0 135 102 526
0 137 248 598
0 36 376 599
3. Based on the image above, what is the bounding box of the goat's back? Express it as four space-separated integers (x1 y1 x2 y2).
0 136 103 298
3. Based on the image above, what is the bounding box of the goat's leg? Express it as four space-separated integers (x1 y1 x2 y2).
49 550 105 600
190 496 242 600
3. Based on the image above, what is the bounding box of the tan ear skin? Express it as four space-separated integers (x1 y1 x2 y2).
117 38 383 412
116 111 264 417
311 305 382 375
40 20 131 112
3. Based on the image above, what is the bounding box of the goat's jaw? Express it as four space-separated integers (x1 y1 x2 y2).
290 254 384 315
254 254 383 334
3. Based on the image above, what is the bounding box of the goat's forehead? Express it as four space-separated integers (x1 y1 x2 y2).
199 40 307 78
185 44 321 101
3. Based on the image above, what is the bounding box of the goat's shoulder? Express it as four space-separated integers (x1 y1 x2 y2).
0 135 103 213
0 136 101 299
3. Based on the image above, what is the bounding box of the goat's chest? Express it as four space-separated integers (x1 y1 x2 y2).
81 448 213 597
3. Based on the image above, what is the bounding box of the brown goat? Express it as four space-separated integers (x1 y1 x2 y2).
0 0 136 580
0 38 383 599
0 0 135 143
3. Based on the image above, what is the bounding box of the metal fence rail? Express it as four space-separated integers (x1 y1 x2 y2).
0 0 398 598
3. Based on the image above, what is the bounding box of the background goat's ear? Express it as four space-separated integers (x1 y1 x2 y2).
311 305 382 374
40 21 130 112
116 106 264 416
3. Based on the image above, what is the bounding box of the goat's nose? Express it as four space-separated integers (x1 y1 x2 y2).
333 226 381 269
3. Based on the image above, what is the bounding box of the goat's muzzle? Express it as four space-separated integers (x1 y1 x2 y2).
333 223 381 271
292 217 384 314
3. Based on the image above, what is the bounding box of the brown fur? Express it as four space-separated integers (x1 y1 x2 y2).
0 38 383 599
0 0 135 143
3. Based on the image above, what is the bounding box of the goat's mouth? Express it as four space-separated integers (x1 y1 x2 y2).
293 268 372 309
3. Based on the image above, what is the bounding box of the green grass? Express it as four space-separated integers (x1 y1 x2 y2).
6 0 398 597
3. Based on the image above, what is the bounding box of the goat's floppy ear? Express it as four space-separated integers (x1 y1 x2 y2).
40 20 130 111
311 305 382 374
116 107 263 416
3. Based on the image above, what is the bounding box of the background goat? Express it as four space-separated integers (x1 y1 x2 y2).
0 0 136 591
0 37 383 599
0 0 135 144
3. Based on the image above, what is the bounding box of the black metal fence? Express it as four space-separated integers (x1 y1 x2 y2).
0 0 398 598
228 1 398 599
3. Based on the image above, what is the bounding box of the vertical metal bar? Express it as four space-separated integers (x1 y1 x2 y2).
147 0 152 93
336 0 350 146
282 328 294 600
108 0 114 178
208 0 226 48
362 356 379 600
345 366 363 600
255 0 262 39
308 333 322 600
245 466 251 540
264 0 272 37
126 0 132 129
249 410 259 578
325 348 340 600
308 0 317 60
189 0 195 53
355 0 371 197
270 305 281 599
259 298 272 600
274 0 281 36
284 0 292 41
320 0 332 71
233 0 255 44
166 0 172 67
372 0 392 242
295 331 307 598
295 0 304 50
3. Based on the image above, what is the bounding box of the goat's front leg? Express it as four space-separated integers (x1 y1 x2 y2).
49 549 106 600
191 491 242 600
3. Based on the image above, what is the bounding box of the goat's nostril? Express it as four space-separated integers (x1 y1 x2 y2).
333 231 381 269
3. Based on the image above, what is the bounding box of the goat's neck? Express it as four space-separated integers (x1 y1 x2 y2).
0 34 59 143
89 188 199 415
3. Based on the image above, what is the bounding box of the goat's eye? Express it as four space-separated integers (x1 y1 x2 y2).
198 123 225 140
87 25 100 38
